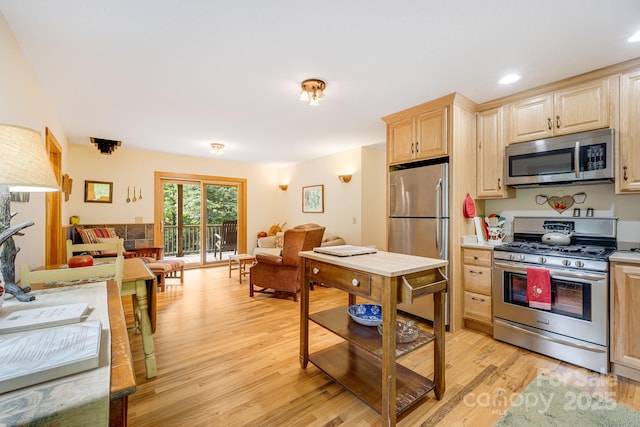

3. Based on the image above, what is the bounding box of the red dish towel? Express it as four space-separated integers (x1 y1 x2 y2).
526 267 551 310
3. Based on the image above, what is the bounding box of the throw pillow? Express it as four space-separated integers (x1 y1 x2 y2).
96 236 121 256
77 227 118 255
274 234 284 248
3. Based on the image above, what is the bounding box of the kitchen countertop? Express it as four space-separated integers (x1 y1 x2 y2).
610 251 640 263
460 241 501 250
299 249 447 276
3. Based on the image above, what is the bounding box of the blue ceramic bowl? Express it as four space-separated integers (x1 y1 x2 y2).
347 304 382 326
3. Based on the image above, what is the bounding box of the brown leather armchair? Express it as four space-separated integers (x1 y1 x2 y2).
249 224 325 301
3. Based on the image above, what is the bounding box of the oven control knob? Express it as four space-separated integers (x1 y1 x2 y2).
562 259 572 266
538 257 547 264
517 254 525 261
575 260 585 268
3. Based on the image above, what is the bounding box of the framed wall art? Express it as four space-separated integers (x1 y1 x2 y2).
302 185 324 213
84 180 113 203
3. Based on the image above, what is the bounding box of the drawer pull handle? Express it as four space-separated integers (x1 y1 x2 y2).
471 296 485 302
469 270 483 274
351 279 360 287
312 267 320 274
473 256 478 260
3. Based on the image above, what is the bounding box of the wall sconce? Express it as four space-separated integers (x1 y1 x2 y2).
338 175 352 183
278 184 288 191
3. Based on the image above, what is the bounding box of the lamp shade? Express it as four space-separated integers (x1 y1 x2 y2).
0 124 59 192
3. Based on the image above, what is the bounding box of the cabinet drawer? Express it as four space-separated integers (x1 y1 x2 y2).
308 261 371 296
464 291 492 324
463 265 492 294
463 248 492 267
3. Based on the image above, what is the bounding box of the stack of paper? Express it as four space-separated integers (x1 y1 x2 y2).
0 302 90 334
0 320 102 393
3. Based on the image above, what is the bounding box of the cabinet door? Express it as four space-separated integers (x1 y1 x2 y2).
476 107 512 198
553 78 609 135
387 116 416 164
507 94 553 143
618 69 640 193
415 106 448 159
611 263 640 370
464 291 492 324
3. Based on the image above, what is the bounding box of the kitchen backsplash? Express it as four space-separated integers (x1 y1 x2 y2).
483 183 640 244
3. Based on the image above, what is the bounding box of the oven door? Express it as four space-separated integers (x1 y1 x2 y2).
492 260 608 346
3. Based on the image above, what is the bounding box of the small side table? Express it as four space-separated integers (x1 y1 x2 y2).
228 254 256 284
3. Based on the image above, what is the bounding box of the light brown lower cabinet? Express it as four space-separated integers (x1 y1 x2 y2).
610 262 640 381
462 247 493 334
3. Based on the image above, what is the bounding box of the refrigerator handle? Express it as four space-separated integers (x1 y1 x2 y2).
435 178 442 253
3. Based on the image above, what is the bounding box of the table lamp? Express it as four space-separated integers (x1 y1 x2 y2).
0 124 60 301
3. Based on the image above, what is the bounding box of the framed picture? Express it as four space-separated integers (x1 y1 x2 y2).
302 185 324 213
84 180 113 203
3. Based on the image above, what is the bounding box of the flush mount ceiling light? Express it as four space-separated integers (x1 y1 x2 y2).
629 30 640 42
91 137 121 154
210 143 225 155
499 73 521 85
299 78 326 106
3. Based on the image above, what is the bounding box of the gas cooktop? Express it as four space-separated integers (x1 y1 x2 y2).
494 241 616 260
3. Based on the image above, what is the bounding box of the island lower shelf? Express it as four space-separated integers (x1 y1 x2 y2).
309 342 435 416
309 307 435 358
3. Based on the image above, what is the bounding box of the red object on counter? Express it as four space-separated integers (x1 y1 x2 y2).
68 255 94 268
481 216 489 240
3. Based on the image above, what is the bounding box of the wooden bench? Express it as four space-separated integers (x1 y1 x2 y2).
127 247 184 291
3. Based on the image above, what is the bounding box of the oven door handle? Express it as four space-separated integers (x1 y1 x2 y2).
495 320 607 354
494 261 607 283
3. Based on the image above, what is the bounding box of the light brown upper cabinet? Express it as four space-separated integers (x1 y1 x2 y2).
507 77 611 144
384 104 448 164
476 107 514 199
618 68 640 193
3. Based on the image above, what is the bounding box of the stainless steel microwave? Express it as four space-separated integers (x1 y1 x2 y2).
504 128 614 187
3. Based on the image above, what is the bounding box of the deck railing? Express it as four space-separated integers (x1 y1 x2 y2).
163 224 221 256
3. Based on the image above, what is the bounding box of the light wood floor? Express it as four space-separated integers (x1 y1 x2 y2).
123 267 640 426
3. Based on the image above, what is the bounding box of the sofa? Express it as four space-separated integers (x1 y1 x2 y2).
254 227 345 256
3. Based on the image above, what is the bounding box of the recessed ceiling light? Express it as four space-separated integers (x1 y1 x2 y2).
628 30 640 42
499 73 521 85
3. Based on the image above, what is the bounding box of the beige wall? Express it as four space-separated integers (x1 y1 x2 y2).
485 183 640 243
277 145 386 247
67 144 281 252
0 13 68 271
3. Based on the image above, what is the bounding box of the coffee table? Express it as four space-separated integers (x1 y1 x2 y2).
228 254 256 284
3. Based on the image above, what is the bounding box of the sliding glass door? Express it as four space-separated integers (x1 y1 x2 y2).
155 172 246 267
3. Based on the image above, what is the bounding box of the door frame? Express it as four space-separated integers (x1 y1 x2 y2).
45 128 63 266
154 171 247 264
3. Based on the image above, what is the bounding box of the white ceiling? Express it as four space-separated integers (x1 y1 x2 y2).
1 1 639 166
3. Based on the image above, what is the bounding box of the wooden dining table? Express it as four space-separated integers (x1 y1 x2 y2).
119 257 158 378
34 257 157 425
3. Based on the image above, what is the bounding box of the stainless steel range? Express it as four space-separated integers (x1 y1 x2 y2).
492 216 617 373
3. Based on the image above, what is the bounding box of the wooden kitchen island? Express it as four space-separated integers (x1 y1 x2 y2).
299 250 448 427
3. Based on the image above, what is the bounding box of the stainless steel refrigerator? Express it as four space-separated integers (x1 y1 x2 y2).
388 161 449 325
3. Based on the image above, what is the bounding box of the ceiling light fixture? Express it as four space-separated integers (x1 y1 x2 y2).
91 137 121 154
628 30 640 42
499 73 521 85
210 143 225 155
299 78 326 106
